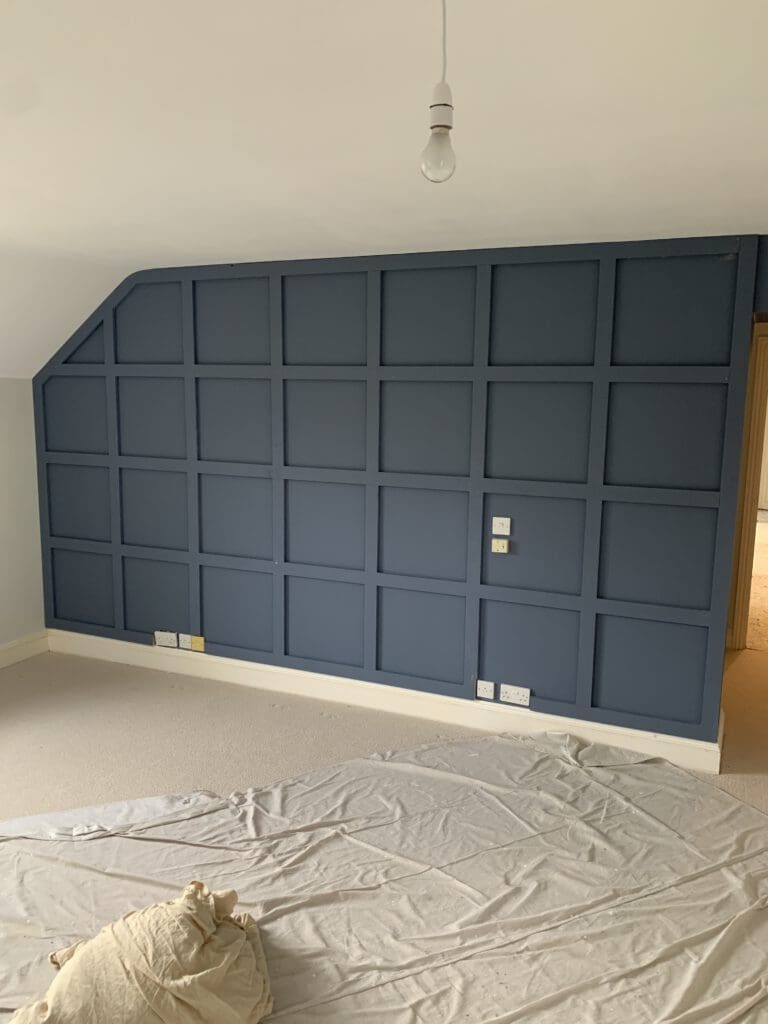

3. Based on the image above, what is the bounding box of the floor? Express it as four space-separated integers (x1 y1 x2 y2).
0 653 479 820
747 517 768 650
2 648 768 820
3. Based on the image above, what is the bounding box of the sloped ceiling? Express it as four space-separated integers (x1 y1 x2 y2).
2 0 767 376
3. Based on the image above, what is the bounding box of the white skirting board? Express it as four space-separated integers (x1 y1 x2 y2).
0 630 48 670
43 629 723 774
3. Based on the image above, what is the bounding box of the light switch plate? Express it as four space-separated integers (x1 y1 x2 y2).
491 537 509 554
179 634 205 652
499 683 531 707
476 679 495 700
154 630 178 648
492 516 511 536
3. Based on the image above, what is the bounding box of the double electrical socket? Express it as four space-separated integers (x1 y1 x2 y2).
500 684 530 707
153 631 205 653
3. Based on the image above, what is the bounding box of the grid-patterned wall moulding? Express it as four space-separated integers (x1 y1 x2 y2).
34 237 759 742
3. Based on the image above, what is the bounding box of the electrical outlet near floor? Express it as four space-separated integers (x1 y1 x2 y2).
499 684 531 707
475 679 495 700
153 630 178 648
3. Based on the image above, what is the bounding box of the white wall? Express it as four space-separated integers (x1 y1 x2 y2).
0 379 44 645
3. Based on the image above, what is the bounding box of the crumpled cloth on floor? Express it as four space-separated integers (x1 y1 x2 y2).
9 881 272 1024
3 732 768 1022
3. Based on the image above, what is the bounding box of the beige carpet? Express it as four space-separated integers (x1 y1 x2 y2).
0 653 480 820
1 648 767 820
747 575 768 650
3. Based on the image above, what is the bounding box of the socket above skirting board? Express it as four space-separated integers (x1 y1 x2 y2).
31 628 724 775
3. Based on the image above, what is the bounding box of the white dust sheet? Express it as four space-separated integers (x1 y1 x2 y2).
2 732 768 1023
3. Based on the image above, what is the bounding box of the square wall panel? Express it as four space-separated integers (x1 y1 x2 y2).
123 556 190 634
378 587 465 684
381 267 475 365
481 494 585 595
593 615 707 723
380 381 472 476
115 282 183 363
195 277 270 364
605 383 726 490
201 565 272 651
486 382 592 482
283 272 366 365
197 378 271 464
490 261 598 365
47 464 111 542
479 600 579 703
285 576 364 666
599 502 717 609
285 480 365 570
284 381 366 469
121 469 188 551
65 323 104 364
118 378 186 459
44 377 108 454
199 474 273 559
52 549 114 627
379 487 468 581
612 255 736 365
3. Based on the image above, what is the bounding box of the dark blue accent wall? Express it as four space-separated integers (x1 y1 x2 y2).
33 236 759 742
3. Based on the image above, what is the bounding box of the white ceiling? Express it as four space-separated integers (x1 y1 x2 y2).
2 0 768 377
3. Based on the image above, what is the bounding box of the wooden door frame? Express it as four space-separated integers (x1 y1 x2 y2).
728 321 768 648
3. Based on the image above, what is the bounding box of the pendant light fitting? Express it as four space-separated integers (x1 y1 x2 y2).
420 0 456 183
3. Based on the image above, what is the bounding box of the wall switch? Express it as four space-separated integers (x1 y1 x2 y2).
499 684 531 707
476 679 495 700
179 634 205 652
491 537 509 554
492 516 511 536
154 630 178 648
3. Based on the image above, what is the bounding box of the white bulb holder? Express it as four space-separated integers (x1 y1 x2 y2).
428 81 454 130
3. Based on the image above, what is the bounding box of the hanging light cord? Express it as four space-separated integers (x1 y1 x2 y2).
440 0 448 82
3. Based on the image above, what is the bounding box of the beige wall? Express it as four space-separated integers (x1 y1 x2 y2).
0 379 44 645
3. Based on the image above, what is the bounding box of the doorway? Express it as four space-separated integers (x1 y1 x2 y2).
749 424 768 648
729 321 768 650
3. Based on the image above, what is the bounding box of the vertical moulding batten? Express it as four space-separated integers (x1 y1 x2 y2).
465 265 491 695
33 375 56 625
575 256 615 711
104 305 125 631
270 273 286 658
364 270 381 673
182 279 201 635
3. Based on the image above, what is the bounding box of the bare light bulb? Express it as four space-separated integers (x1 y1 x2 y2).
420 82 455 183
421 127 455 183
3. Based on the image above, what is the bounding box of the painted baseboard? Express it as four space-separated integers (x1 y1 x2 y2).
47 629 722 774
0 630 49 670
